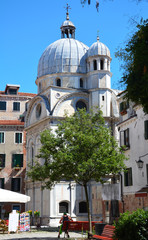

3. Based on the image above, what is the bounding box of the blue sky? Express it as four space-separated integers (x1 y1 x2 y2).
0 0 147 93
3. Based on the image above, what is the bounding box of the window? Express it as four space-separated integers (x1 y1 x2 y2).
36 103 42 119
12 154 23 168
120 101 129 113
0 132 4 143
9 89 17 95
59 201 69 213
120 128 130 149
11 178 21 192
79 201 87 213
12 205 20 212
124 168 133 186
80 78 83 88
102 96 105 101
56 79 61 87
0 154 5 168
144 120 148 140
13 102 20 111
76 101 87 111
0 178 4 189
100 59 104 70
15 133 22 144
93 60 97 70
0 101 6 111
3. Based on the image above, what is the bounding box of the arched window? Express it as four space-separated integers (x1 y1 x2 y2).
38 82 42 93
100 59 104 70
93 60 97 70
79 201 87 213
80 78 83 88
59 201 69 213
56 79 61 87
76 101 87 111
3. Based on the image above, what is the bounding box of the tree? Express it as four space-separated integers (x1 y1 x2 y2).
28 109 126 231
81 0 147 12
116 19 148 113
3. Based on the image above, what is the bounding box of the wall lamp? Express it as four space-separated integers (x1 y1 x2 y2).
136 153 148 169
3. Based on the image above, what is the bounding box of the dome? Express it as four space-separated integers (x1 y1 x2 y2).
88 40 110 58
37 38 89 78
61 20 75 28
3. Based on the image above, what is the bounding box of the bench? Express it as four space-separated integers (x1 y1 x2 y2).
92 225 115 240
62 221 100 231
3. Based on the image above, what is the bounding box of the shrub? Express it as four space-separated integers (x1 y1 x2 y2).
113 209 148 240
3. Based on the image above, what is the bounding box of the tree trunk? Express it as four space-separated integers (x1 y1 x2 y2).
84 183 92 233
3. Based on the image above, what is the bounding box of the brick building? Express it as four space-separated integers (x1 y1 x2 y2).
0 84 36 218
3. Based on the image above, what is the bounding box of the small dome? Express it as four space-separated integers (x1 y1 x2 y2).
88 41 110 58
37 38 88 78
61 20 75 28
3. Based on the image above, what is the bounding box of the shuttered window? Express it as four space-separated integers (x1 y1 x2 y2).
0 132 4 143
15 133 22 143
120 128 130 149
13 102 20 111
124 168 133 186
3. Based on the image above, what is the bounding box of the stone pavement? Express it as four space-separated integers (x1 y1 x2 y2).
0 230 86 240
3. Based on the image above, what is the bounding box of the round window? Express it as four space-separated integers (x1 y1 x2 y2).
76 101 87 111
36 103 42 119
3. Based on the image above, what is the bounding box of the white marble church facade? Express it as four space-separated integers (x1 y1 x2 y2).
25 10 120 226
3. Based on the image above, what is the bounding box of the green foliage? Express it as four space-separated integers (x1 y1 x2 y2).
116 19 148 113
113 209 148 240
28 109 126 188
28 109 126 226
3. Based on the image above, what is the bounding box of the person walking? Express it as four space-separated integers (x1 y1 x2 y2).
58 212 73 238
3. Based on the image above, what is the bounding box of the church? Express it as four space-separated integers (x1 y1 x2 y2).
25 7 120 226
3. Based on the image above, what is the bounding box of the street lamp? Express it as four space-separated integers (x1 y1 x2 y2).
136 153 148 169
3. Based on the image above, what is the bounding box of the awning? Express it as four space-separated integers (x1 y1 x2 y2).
0 189 30 203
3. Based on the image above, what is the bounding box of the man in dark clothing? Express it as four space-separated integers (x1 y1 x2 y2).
58 212 73 238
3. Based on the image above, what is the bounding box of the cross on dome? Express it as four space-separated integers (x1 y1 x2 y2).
64 3 71 20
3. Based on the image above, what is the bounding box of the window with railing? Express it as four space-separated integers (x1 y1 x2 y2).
12 154 23 168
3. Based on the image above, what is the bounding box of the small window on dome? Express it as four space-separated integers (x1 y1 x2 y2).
80 78 83 88
39 82 42 93
56 79 61 87
93 60 97 70
100 59 104 70
76 101 87 111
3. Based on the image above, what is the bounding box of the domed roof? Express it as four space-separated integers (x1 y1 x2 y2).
88 40 110 58
37 38 88 78
61 20 75 28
